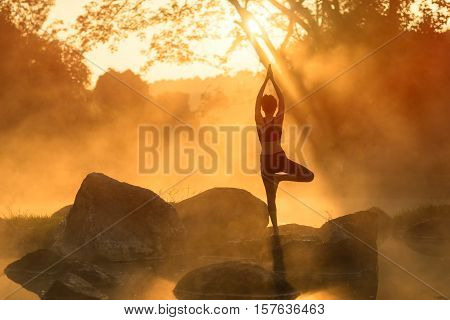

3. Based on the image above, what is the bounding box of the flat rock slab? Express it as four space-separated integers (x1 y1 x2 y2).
4 249 116 298
43 273 107 300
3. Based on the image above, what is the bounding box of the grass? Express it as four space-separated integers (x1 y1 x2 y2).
0 212 65 258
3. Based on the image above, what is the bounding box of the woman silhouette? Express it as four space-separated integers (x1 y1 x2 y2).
255 65 314 234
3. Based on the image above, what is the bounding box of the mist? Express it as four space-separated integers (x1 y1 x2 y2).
1 11 449 229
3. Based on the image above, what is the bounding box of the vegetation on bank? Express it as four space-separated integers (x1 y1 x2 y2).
393 204 450 236
0 212 65 258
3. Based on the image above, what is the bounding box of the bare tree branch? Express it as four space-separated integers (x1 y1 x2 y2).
267 0 312 34
280 18 294 53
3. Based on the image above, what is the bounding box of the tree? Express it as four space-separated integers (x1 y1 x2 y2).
93 69 149 110
5 0 448 102
0 0 54 36
66 0 447 101
0 3 90 133
0 0 89 87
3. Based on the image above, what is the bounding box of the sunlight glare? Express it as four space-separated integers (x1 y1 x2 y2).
247 19 263 37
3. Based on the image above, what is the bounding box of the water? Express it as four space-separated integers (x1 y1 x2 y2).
1 238 448 299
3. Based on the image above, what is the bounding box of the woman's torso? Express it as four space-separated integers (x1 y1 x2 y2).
257 119 283 155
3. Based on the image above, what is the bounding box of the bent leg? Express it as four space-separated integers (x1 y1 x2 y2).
262 174 279 234
277 158 314 182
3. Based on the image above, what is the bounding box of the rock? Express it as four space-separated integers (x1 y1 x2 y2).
318 209 388 299
51 205 72 220
268 224 320 240
5 249 117 297
260 224 321 269
174 188 268 252
269 237 378 299
61 260 116 288
210 224 321 266
268 236 322 291
6 249 62 274
258 209 388 299
210 239 264 262
316 209 386 299
57 173 184 261
174 261 296 300
266 224 321 250
315 239 378 299
320 207 391 245
5 249 67 296
51 205 72 248
43 273 107 300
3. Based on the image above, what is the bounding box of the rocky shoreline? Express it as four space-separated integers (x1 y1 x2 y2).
7 172 443 300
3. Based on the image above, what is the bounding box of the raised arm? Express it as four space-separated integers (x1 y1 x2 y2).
255 74 269 125
270 70 285 125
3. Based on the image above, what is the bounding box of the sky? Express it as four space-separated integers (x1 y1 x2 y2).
47 0 264 85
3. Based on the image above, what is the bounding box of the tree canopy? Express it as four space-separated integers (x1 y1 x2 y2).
67 0 448 70
2 1 447 92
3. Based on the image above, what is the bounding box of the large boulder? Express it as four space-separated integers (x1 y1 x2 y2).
174 188 269 252
56 173 184 261
318 208 389 299
174 261 296 299
320 207 392 245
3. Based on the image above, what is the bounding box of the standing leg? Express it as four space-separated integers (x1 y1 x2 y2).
262 175 287 279
262 174 279 234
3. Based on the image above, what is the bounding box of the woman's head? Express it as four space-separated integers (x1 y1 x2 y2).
262 94 277 116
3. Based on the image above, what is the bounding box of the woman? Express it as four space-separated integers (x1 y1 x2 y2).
255 65 314 234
